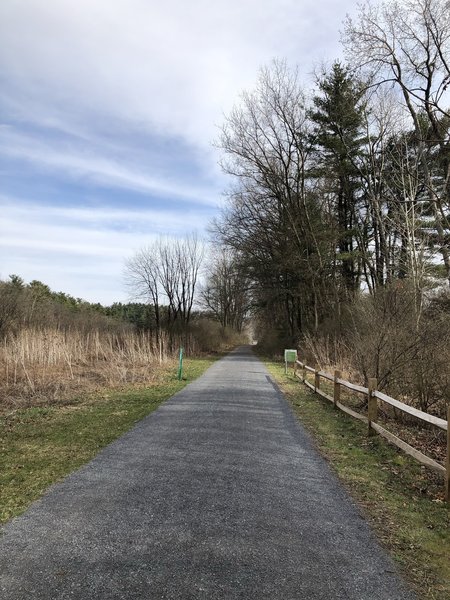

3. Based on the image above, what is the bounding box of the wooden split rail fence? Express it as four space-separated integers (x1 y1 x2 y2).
293 359 450 502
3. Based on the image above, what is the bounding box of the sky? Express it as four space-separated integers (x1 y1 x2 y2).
0 0 359 304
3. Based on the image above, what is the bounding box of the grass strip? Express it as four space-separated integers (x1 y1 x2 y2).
0 357 216 525
266 360 450 600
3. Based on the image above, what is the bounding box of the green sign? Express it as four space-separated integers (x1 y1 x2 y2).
284 349 297 374
284 349 297 362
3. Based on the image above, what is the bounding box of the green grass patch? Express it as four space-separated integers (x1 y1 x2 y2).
266 360 450 600
0 357 216 525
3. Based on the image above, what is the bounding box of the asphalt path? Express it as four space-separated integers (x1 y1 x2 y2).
0 346 415 599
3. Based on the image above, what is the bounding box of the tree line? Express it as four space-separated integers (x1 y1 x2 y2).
210 0 449 414
0 275 122 336
212 0 449 344
0 272 204 338
0 240 249 352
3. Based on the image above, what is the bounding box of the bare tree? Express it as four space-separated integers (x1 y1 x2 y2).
157 239 180 329
125 235 204 340
214 60 331 340
124 243 161 339
174 235 204 327
201 247 250 332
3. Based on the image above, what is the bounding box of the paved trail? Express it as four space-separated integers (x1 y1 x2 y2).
0 347 415 599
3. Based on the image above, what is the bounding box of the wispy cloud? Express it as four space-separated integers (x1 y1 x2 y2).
0 0 354 147
0 0 360 302
0 197 212 302
0 197 212 251
0 128 220 206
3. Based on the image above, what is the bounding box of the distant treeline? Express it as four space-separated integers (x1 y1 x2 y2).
0 275 175 336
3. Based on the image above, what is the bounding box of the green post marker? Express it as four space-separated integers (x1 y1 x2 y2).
177 347 183 381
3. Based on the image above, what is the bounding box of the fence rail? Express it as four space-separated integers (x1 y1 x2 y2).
293 358 450 501
338 379 368 395
373 390 447 431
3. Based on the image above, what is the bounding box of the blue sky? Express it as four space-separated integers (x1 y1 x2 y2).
0 0 358 304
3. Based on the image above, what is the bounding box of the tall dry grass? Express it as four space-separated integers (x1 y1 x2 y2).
0 328 175 409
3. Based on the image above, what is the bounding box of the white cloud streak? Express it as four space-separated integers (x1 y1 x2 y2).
0 198 211 252
0 128 220 206
0 198 212 302
0 0 355 147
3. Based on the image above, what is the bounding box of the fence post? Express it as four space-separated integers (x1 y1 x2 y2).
445 405 450 502
302 363 306 383
314 367 320 392
293 360 297 378
368 378 378 436
334 370 341 408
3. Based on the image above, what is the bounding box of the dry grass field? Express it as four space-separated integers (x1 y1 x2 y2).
0 328 174 410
